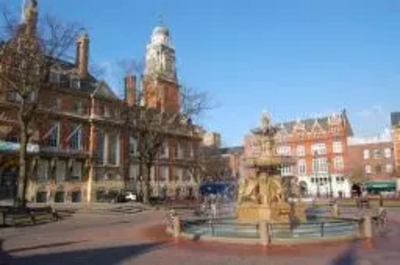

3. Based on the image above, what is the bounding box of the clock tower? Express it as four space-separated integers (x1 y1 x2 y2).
144 25 180 113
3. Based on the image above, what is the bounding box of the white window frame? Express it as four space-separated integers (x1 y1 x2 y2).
281 165 292 176
297 145 305 157
175 167 183 182
386 164 393 174
332 141 343 154
129 137 138 156
384 148 391 158
71 161 82 181
108 133 120 166
69 124 82 150
160 142 169 158
49 70 61 84
129 164 139 180
70 77 81 89
37 160 49 181
160 166 169 182
56 160 66 182
298 160 307 175
333 156 344 171
48 123 60 148
277 145 291 156
313 158 328 173
363 149 370 160
312 143 327 155
365 165 372 174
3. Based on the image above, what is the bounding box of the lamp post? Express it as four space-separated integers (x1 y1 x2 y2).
328 158 333 198
314 151 320 198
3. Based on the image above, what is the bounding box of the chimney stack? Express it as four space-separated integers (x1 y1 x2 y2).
125 75 136 106
24 0 38 36
76 33 89 79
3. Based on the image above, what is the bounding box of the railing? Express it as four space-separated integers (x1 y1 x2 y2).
181 217 259 239
269 220 360 239
178 216 362 242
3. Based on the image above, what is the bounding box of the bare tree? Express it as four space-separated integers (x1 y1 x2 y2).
0 2 81 207
348 165 368 185
199 152 232 182
118 59 212 204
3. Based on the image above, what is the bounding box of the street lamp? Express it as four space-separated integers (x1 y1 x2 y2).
328 158 333 198
314 151 320 198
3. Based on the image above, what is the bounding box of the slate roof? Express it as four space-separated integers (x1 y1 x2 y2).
253 110 353 136
391 112 400 127
202 146 244 157
49 57 99 94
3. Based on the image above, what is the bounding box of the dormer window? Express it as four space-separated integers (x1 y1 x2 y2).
70 77 81 89
6 90 21 102
49 71 61 84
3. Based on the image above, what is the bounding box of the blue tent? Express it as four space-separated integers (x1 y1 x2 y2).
199 182 236 196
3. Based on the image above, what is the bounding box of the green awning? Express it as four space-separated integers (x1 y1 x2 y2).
365 182 396 190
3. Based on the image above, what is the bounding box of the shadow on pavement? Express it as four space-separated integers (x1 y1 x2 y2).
9 240 89 254
2 242 166 265
331 240 358 265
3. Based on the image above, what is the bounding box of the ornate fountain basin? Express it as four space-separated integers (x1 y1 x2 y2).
177 216 362 245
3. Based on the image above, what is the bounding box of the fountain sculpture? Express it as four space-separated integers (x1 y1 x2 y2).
237 111 306 223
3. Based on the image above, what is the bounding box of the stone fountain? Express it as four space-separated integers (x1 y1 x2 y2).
237 111 306 223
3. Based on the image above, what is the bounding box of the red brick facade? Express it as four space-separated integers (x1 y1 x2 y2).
244 111 353 197
0 3 201 203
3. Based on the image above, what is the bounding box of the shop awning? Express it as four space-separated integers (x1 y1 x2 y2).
365 181 396 190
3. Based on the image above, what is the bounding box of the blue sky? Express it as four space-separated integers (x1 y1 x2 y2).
3 0 400 146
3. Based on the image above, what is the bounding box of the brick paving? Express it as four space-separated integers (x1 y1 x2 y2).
1 207 400 265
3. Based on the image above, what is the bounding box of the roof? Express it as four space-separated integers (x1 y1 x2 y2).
49 57 98 94
219 146 244 155
202 146 244 157
252 110 353 136
391 112 400 127
92 81 119 100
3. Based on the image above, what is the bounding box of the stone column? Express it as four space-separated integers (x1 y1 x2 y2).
363 216 373 238
259 221 270 246
173 215 181 239
332 203 339 218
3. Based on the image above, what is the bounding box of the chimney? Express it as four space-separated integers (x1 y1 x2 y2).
76 33 89 79
125 75 136 106
24 0 38 36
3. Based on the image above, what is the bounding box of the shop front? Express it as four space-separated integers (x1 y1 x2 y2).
365 181 396 196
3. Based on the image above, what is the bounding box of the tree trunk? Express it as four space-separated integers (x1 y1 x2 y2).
141 162 151 205
16 123 29 208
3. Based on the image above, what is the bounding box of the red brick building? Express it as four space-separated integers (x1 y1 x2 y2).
0 2 201 203
347 136 396 194
244 110 353 198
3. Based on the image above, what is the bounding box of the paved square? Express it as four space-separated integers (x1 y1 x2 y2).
1 207 400 265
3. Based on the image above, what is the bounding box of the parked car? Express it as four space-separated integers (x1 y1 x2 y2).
124 192 137 202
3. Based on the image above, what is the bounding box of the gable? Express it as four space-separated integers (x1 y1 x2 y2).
93 81 119 100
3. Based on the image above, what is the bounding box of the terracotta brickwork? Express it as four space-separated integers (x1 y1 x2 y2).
0 3 201 203
244 111 353 197
348 140 394 181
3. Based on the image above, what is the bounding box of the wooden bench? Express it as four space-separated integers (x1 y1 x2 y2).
2 206 59 227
